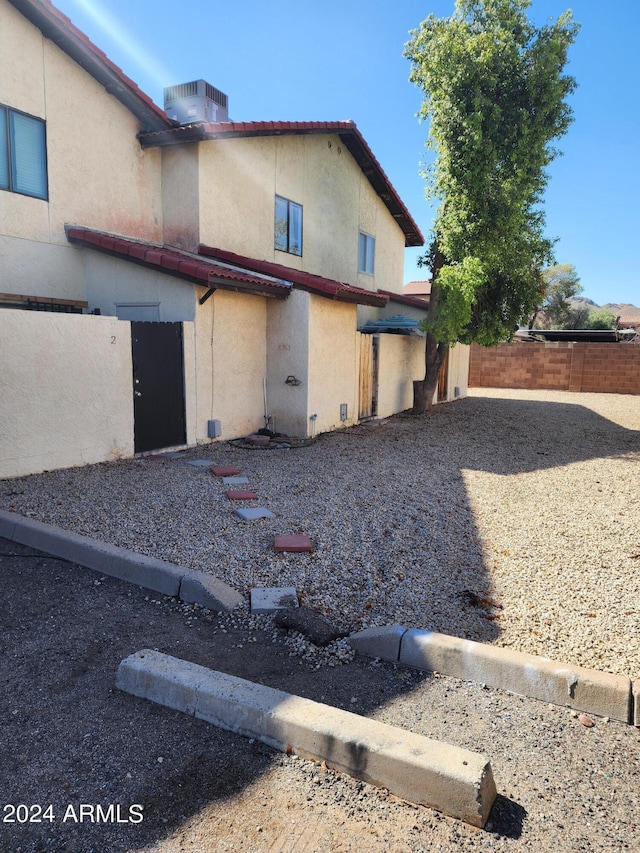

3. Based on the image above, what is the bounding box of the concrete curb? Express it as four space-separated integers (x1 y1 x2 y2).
349 625 634 725
116 649 497 827
0 510 243 612
347 624 407 661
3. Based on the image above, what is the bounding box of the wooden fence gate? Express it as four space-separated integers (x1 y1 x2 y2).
358 333 379 420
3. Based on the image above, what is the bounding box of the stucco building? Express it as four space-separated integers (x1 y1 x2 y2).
0 0 469 478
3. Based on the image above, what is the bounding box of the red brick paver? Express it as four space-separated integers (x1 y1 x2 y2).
274 535 313 553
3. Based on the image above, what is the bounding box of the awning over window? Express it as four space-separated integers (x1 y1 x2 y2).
358 314 425 335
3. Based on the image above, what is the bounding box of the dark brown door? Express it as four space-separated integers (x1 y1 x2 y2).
131 322 186 453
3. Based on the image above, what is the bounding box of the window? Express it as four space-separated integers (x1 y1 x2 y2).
0 105 48 200
358 232 375 275
275 195 302 256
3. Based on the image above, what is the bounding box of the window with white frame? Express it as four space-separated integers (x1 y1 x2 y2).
0 105 48 200
275 195 302 256
358 232 375 275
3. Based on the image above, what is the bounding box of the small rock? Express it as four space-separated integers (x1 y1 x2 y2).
273 606 346 647
578 713 595 728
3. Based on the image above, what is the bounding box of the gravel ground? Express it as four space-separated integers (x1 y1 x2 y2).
2 539 639 853
1 388 639 677
1 388 639 852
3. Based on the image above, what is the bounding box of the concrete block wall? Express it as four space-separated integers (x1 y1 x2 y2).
469 342 640 394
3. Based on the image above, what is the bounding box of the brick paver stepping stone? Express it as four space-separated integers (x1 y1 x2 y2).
234 507 275 521
226 490 258 501
222 476 250 485
210 466 241 476
274 535 313 552
250 586 298 614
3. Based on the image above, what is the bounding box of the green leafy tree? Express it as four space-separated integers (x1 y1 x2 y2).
405 0 579 412
584 308 616 331
530 264 617 330
530 263 582 328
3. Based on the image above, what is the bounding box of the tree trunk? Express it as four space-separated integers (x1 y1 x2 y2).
412 245 447 415
412 334 448 414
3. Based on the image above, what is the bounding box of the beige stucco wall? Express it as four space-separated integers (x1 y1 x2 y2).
0 311 134 478
445 343 470 401
0 234 86 302
266 291 358 438
307 295 358 434
81 252 198 321
0 0 162 301
376 334 426 418
266 289 310 437
194 289 268 441
161 145 200 252
196 134 407 294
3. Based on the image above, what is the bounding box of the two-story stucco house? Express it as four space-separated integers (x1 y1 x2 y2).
0 0 468 478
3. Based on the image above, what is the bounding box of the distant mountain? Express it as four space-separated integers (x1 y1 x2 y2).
569 298 640 320
601 303 640 319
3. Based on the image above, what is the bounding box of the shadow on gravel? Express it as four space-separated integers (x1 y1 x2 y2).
487 795 527 839
0 541 445 853
2 395 637 851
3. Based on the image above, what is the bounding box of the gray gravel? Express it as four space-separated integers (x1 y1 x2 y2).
1 388 640 852
2 538 640 853
2 388 639 677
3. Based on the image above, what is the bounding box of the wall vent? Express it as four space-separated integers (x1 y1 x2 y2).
164 80 229 124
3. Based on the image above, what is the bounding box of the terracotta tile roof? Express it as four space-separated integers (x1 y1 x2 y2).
65 227 291 298
199 245 389 308
403 280 432 296
139 121 424 248
377 289 430 310
11 4 423 248
9 0 174 132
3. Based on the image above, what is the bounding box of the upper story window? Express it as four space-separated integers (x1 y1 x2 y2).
275 195 302 256
0 105 48 201
358 232 375 275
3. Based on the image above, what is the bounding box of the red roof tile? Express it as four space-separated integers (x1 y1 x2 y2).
12 4 422 248
198 245 388 308
139 121 424 248
378 289 430 310
65 227 291 298
403 280 432 296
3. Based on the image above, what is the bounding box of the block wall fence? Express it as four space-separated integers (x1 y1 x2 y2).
468 342 640 394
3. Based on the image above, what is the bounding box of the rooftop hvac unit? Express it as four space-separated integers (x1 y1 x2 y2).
163 80 229 124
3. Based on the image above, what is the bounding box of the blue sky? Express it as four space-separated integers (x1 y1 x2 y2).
53 0 639 307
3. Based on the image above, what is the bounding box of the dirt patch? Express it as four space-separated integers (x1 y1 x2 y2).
2 538 640 853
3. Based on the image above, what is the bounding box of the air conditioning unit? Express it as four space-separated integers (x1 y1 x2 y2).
163 80 229 124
